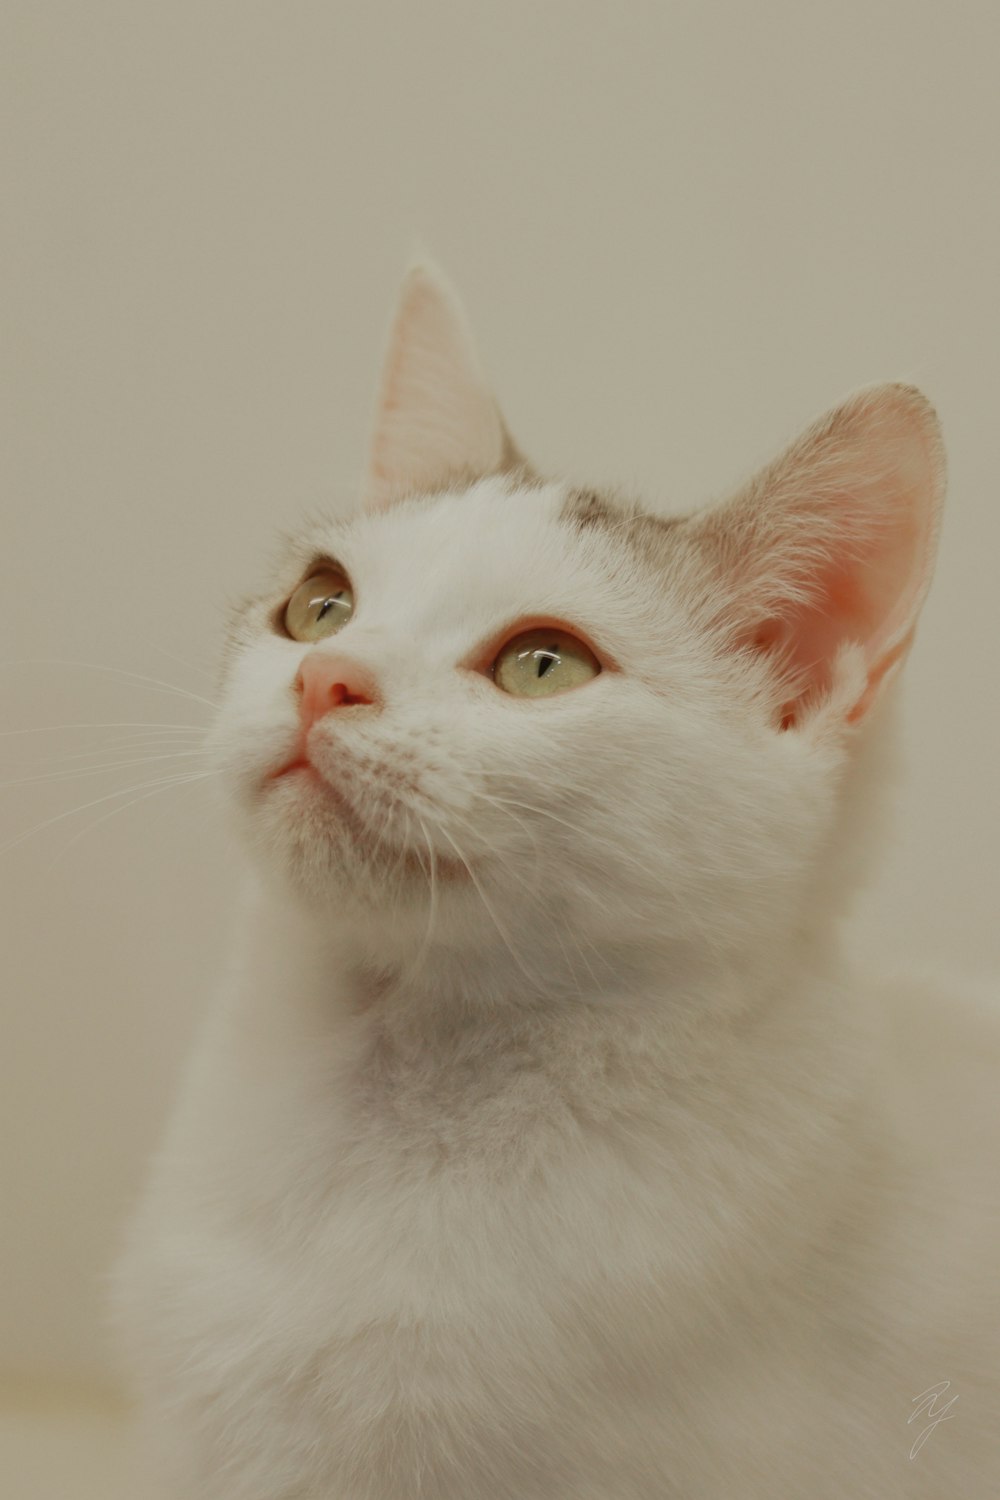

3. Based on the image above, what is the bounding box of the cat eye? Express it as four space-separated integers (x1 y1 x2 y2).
493 628 601 698
283 569 355 643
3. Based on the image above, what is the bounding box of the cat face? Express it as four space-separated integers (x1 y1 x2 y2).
209 264 943 983
212 478 815 967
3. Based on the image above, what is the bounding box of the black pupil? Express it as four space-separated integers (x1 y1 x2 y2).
536 647 560 678
316 591 344 622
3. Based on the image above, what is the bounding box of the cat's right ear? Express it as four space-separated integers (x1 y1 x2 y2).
362 263 525 512
687 384 944 730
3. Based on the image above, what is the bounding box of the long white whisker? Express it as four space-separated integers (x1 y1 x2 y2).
144 640 216 682
457 807 582 980
0 771 215 858
413 814 439 971
38 772 216 878
476 791 587 839
448 796 545 897
0 659 219 712
0 721 210 738
33 731 206 766
0 749 208 791
466 792 614 987
362 790 403 894
437 822 538 988
391 808 415 896
479 789 653 879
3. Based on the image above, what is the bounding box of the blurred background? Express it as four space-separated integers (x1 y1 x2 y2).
2 1 998 1491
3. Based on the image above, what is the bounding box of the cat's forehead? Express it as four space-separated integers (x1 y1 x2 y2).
294 477 675 640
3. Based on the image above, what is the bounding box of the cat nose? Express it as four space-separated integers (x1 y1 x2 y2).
294 651 381 730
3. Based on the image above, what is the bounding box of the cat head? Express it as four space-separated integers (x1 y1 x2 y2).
211 264 944 991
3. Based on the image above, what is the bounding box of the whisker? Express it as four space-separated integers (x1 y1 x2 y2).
391 808 416 895
475 792 589 841
0 771 216 858
466 790 542 842
448 795 545 895
477 789 653 879
38 772 216 878
0 749 207 791
373 790 401 873
413 814 439 970
32 732 206 766
0 721 210 738
465 792 617 986
144 639 216 683
437 821 538 988
442 800 613 984
0 659 219 712
370 801 399 888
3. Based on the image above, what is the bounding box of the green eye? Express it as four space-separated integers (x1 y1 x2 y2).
493 628 601 698
284 569 355 642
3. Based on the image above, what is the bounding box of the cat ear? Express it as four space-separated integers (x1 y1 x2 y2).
363 262 525 512
690 384 944 728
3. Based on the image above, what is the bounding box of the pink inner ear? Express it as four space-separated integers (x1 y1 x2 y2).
763 542 921 728
794 558 878 696
722 385 943 730
759 562 863 725
364 263 508 513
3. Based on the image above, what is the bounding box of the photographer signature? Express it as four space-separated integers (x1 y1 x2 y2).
908 1380 958 1459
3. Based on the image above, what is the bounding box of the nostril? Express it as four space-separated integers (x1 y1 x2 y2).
328 682 374 709
295 651 381 728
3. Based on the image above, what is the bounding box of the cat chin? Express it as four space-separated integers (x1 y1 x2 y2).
264 758 378 853
243 769 475 914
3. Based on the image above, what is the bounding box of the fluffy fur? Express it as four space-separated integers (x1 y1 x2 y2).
113 266 1000 1498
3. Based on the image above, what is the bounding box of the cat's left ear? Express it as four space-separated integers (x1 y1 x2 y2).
363 262 525 512
689 384 945 728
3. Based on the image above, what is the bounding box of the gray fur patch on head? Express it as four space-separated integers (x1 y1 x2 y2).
560 487 686 568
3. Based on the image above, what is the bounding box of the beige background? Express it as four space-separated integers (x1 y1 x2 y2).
2 0 998 1423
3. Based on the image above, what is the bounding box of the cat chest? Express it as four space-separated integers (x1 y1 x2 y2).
154 1162 676 1499
142 1021 696 1491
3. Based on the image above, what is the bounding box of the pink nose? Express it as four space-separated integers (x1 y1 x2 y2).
294 651 380 731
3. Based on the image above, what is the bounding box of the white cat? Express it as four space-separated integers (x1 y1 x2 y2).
113 264 1000 1498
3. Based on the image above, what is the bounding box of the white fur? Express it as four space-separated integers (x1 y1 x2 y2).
113 274 1000 1498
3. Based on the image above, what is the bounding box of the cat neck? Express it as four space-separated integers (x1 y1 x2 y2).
233 869 847 1064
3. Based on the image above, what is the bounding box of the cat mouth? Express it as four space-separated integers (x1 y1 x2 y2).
264 756 472 882
269 756 318 784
